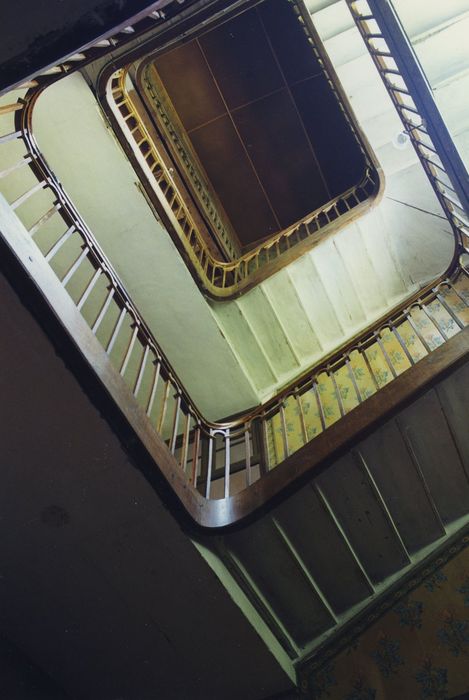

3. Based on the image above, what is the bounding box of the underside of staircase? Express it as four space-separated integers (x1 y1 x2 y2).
196 344 469 679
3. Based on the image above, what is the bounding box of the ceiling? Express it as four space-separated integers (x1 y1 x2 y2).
150 0 367 247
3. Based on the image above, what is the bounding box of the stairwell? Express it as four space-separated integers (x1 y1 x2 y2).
1 1 469 695
196 345 469 679
24 40 455 410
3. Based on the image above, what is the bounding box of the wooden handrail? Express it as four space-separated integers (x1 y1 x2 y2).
100 0 383 299
0 0 468 528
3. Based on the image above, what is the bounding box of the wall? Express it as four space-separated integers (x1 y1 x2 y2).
303 534 469 699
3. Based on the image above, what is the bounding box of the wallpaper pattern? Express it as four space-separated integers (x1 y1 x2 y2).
302 535 469 700
265 288 469 467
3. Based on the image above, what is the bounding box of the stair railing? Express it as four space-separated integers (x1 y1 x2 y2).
0 1 197 98
101 0 383 299
105 66 379 298
0 0 468 526
346 0 469 256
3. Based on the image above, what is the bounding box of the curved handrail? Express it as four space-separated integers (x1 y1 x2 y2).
101 0 383 298
0 0 468 529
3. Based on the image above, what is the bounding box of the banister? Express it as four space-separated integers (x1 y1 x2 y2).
107 65 380 299
0 0 468 528
363 0 469 216
99 0 383 298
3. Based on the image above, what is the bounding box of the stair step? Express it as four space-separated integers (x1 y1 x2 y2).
236 287 301 380
227 518 336 648
317 453 412 584
332 223 387 316
358 421 445 553
358 209 410 304
286 254 344 349
311 239 367 332
274 486 372 615
212 300 277 391
262 271 322 361
397 390 469 524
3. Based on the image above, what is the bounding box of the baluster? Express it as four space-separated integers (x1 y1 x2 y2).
191 425 201 487
156 379 171 434
374 331 398 379
146 359 161 417
44 225 75 262
179 411 191 473
0 154 32 179
259 415 271 473
279 402 290 458
77 269 101 311
405 306 433 353
205 433 214 499
360 342 380 392
345 354 362 403
224 430 231 498
244 427 252 487
295 394 308 444
119 323 139 375
390 321 416 365
419 301 448 340
312 379 326 432
106 306 126 353
448 278 469 308
133 345 150 397
91 287 115 334
11 181 46 210
170 394 181 454
328 368 345 417
28 202 61 237
61 245 89 286
0 130 22 145
435 289 465 329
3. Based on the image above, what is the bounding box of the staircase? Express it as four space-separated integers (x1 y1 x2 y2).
211 198 451 400
197 351 469 674
28 56 454 408
1 1 469 695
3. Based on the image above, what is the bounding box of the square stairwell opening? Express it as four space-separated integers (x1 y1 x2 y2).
104 0 381 287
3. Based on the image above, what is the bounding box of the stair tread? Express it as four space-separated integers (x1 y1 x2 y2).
227 518 335 647
397 390 469 524
358 420 445 553
332 224 387 316
262 271 322 361
317 453 411 583
236 287 300 379
275 485 372 615
311 239 368 332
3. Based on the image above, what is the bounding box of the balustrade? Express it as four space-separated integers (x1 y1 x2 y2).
0 0 468 523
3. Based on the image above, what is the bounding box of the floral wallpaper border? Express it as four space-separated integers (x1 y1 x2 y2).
299 525 469 698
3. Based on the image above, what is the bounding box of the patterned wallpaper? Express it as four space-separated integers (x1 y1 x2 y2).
265 294 465 467
302 535 469 699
